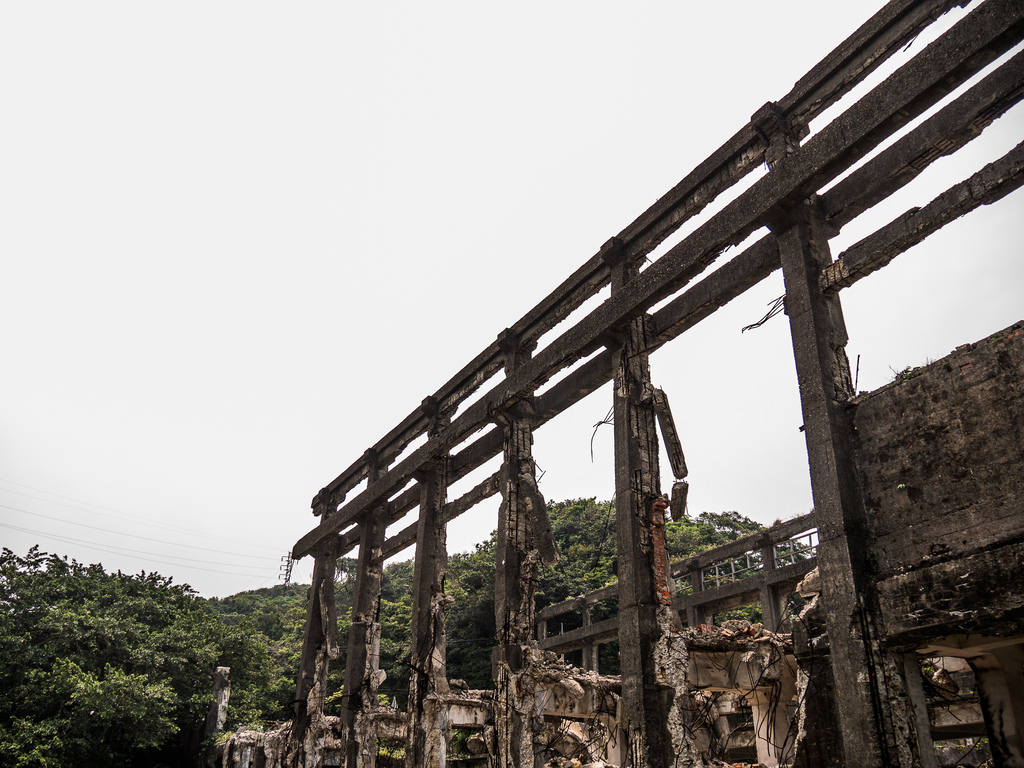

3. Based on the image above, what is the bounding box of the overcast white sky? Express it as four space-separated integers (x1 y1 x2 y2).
2 2 1021 598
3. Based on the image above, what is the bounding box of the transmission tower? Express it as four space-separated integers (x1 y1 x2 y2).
278 554 294 586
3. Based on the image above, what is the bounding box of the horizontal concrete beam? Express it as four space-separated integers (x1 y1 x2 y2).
295 0 1024 559
310 0 965 510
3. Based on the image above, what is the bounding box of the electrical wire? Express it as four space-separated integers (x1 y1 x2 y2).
0 477 281 553
0 502 273 559
0 519 274 571
0 520 279 579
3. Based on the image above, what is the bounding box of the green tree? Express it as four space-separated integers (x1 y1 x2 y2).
0 547 276 768
445 538 498 690
440 499 765 680
665 510 764 559
178 499 766 726
207 582 309 719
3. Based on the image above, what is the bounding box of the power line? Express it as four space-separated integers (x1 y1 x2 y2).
0 520 280 579
0 478 281 553
0 502 273 560
0 520 272 571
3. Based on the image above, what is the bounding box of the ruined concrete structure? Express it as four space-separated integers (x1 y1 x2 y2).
215 0 1024 765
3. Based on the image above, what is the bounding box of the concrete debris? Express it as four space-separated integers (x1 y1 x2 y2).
930 667 960 700
544 759 617 768
466 731 489 756
796 567 820 597
685 621 791 651
207 719 344 768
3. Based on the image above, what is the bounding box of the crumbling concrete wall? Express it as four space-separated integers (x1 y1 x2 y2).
852 320 1024 642
836 320 1024 766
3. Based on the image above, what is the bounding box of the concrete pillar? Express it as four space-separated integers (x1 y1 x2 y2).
203 666 231 739
290 538 340 763
493 396 544 768
777 197 929 767
493 401 541 662
606 239 701 767
758 541 790 633
902 654 939 768
747 674 797 768
686 570 708 628
760 583 791 634
405 457 450 768
578 601 599 672
971 645 1024 767
491 327 561 768
341 504 387 767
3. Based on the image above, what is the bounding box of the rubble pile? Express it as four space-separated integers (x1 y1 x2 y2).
686 619 792 651
205 717 345 768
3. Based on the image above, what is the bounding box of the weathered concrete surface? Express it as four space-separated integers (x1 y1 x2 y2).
204 666 232 739
609 244 703 767
290 549 340 768
878 540 1024 642
686 623 798 767
208 719 343 768
340 513 387 766
853 321 1024 588
779 198 928 768
852 322 1024 646
493 388 558 768
406 458 451 768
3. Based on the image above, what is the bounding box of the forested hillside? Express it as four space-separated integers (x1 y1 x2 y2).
209 499 764 712
1 500 762 765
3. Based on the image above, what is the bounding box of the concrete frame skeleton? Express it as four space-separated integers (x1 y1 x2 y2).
284 0 1024 764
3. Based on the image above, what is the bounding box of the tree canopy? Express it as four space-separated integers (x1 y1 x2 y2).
0 547 276 768
0 500 765 764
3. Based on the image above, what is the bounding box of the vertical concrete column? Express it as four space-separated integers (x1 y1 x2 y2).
342 452 388 768
902 655 939 768
759 543 789 633
971 646 1024 767
492 326 559 768
580 602 599 672
291 529 340 764
405 454 450 768
203 666 232 739
686 569 707 628
759 585 782 634
747 670 797 768
494 400 540 661
493 401 539 768
776 198 927 767
605 239 701 767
